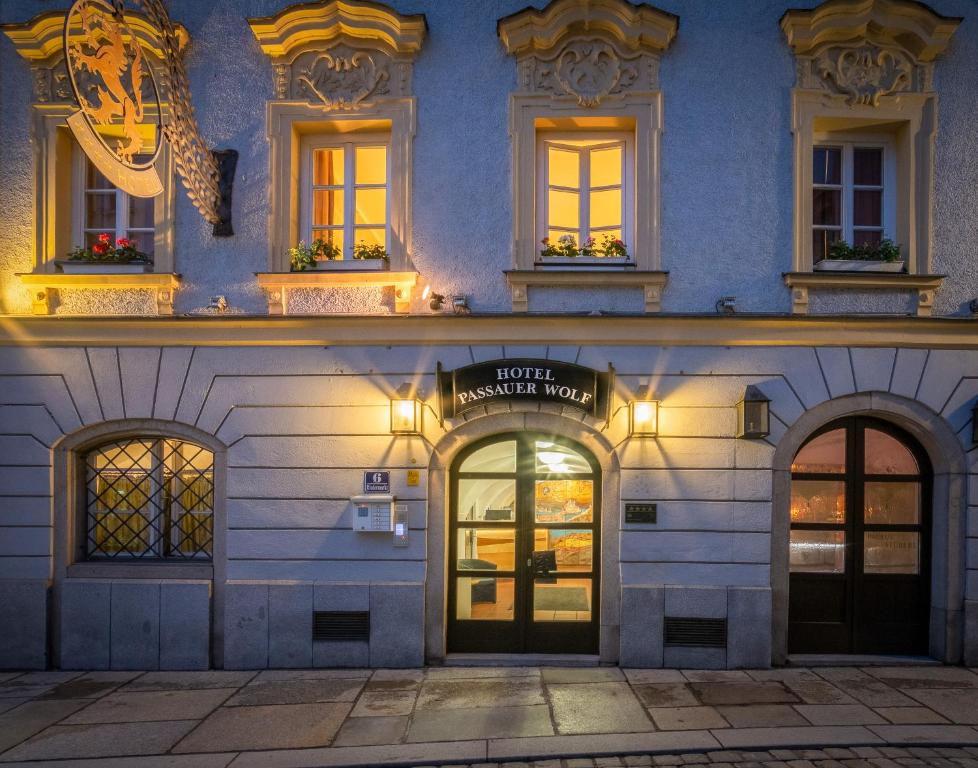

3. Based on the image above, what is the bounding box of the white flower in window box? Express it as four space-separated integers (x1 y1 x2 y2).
57 234 152 274
814 239 905 273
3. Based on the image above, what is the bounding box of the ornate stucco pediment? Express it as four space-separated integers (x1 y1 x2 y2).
497 0 678 106
247 0 426 106
781 0 960 102
1 9 188 104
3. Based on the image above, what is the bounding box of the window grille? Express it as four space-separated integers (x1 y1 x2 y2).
85 438 214 560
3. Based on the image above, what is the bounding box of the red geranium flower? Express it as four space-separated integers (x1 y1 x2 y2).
116 238 131 247
92 243 109 255
97 232 111 244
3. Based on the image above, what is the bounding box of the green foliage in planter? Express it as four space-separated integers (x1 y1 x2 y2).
68 233 152 264
353 242 389 260
539 233 630 259
827 238 902 262
289 238 340 271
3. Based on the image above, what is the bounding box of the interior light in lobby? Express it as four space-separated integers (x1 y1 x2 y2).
737 385 771 439
629 400 659 437
391 383 423 435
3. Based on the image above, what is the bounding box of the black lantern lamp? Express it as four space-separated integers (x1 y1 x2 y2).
390 383 423 435
737 385 770 439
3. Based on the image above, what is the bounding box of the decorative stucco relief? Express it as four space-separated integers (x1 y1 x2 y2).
292 49 395 108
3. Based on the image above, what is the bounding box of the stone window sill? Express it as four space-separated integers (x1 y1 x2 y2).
783 272 946 316
505 269 668 313
256 271 418 314
67 561 212 580
17 272 180 315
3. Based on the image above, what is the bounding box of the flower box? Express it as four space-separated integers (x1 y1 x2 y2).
535 257 633 270
311 258 387 271
56 260 151 275
814 259 905 273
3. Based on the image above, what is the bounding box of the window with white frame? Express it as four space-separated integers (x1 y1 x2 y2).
812 140 893 263
74 150 155 258
537 133 633 260
300 138 390 260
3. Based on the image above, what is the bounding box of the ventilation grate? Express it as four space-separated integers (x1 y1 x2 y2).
664 617 727 648
312 611 370 642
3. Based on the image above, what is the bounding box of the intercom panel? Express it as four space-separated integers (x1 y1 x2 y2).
351 494 394 532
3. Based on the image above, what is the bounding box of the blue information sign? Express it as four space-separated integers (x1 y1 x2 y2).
364 471 390 493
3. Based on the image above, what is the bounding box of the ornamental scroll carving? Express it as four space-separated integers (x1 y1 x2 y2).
295 50 390 109
816 45 913 106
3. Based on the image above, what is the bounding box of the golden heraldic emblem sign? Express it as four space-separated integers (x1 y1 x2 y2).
64 0 164 197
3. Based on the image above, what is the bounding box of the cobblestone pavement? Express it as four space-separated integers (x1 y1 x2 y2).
0 666 976 766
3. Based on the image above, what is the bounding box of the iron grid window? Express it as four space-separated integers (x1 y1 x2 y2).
85 438 214 560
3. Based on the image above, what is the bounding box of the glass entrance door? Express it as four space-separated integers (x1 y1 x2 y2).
448 434 600 654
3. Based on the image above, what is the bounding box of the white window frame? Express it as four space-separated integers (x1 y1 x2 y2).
536 131 634 261
299 134 391 261
811 134 895 259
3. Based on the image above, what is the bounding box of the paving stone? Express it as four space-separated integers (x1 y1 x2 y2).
747 670 823 683
569 760 598 768
710 752 744 761
867 759 902 768
37 671 141 700
62 688 235 724
541 667 625 683
902 689 978 724
0 698 29 715
869 725 978 744
172 702 352 752
826 750 857 759
762 761 789 768
813 675 916 708
879 748 911 757
814 761 847 768
794 704 887 726
0 719 198 761
716 704 808 728
786 761 817 768
224 678 364 706
633 683 699 708
624 670 687 684
771 752 800 760
683 671 752 682
875 706 950 724
648 706 729 730
713 726 884 749
417 678 545 710
332 714 408 747
366 669 424 691
866 668 978 690
532 760 565 768
121 671 257 692
654 756 683 765
350 689 417 717
682 755 710 764
595 759 625 767
0 699 89 753
251 669 372 682
425 666 540 680
0 671 83 699
784 682 858 705
799 752 830 760
549 682 653 735
689 683 798 706
408 704 553 741
624 757 653 766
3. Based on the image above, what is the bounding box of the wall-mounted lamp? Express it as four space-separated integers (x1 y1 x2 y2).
421 286 445 311
390 384 423 435
452 295 471 315
736 385 770 439
629 400 659 437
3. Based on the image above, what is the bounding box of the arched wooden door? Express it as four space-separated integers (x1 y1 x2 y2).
447 433 600 654
788 417 931 654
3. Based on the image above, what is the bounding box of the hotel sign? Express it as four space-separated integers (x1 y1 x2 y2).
437 359 613 421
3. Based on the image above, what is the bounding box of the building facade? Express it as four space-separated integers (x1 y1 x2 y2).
0 0 976 671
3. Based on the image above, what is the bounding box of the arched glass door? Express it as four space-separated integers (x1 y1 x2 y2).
448 434 600 654
788 417 931 654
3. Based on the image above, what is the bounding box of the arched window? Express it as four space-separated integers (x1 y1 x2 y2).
84 437 214 560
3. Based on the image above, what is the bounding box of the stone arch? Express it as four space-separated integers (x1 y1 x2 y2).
52 418 228 668
770 392 968 664
426 410 621 662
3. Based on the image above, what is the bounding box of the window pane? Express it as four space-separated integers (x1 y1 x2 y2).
128 196 154 229
535 442 590 474
790 530 845 573
589 188 621 229
864 429 918 474
548 189 579 229
853 230 882 247
813 188 841 226
355 145 386 185
457 528 516 571
812 228 840 263
534 577 591 622
458 478 515 522
460 441 516 473
793 429 845 473
313 189 343 226
353 227 386 250
853 189 881 227
864 531 919 574
456 577 514 620
535 479 593 523
354 187 386 225
535 528 592 572
126 231 155 257
853 147 882 186
590 145 621 188
86 161 113 190
312 228 343 254
86 193 116 230
864 482 920 525
813 147 841 185
313 147 344 186
790 479 845 523
548 146 579 189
